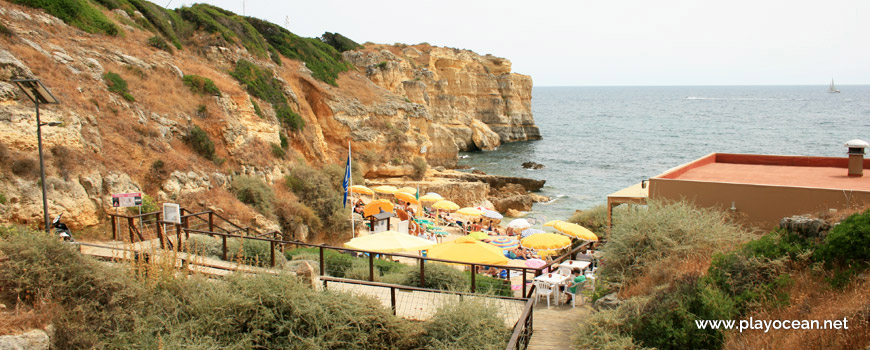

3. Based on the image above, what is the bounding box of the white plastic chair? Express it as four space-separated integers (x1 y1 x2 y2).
564 280 585 308
534 281 554 308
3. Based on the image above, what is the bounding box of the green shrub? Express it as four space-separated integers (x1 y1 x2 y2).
196 104 208 118
179 4 270 58
251 98 264 118
103 72 135 102
285 164 348 235
423 299 510 350
245 17 350 86
602 199 750 285
815 209 870 266
225 237 286 267
743 228 815 261
275 199 322 236
183 74 221 96
125 194 158 215
231 60 286 105
411 156 428 180
270 142 285 158
230 175 274 216
403 262 466 290
0 193 6 204
183 125 215 160
0 227 421 349
0 21 12 37
276 104 304 130
12 0 119 35
279 132 288 148
285 247 352 277
126 0 185 48
147 35 173 53
319 32 362 52
569 204 608 235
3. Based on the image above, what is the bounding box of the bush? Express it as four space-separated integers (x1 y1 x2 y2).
147 35 173 53
815 209 870 266
225 238 286 267
279 132 288 149
103 72 135 102
404 262 466 290
230 175 274 216
274 199 322 236
125 194 159 215
569 204 608 235
251 98 264 118
11 158 39 178
270 142 285 158
601 199 750 285
12 0 119 35
0 227 421 349
423 299 510 350
285 164 348 235
183 74 221 96
411 156 428 180
275 104 304 130
183 125 216 160
0 21 12 37
319 32 362 52
231 59 286 106
0 193 6 204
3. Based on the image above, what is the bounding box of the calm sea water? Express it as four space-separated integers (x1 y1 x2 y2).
459 85 870 221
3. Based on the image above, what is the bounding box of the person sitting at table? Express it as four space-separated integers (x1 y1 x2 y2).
561 268 587 304
575 248 594 262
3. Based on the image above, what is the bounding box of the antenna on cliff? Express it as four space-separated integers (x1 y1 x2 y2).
242 0 246 15
284 16 290 29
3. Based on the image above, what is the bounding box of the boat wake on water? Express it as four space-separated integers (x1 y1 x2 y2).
685 97 809 101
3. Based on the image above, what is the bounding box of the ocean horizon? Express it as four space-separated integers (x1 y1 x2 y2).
459 85 870 221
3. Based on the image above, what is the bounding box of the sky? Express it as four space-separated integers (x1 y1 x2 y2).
167 0 869 86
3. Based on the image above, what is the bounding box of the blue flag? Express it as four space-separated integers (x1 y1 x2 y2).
342 147 351 208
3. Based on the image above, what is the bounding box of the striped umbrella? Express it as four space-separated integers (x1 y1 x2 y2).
490 237 519 250
520 228 545 238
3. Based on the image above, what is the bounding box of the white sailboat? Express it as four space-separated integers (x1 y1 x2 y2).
828 79 840 93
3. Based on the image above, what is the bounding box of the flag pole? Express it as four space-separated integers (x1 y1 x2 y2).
349 141 355 238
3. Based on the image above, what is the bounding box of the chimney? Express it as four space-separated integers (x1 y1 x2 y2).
844 139 869 177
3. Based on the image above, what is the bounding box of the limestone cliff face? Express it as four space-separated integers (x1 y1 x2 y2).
343 45 540 166
0 1 540 230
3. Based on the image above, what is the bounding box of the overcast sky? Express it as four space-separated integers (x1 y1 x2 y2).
169 0 868 86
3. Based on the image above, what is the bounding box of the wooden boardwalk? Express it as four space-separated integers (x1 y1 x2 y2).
527 298 592 350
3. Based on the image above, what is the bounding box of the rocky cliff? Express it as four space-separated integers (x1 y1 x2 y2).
343 44 540 167
0 1 540 235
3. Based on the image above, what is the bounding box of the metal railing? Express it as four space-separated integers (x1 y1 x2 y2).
505 285 536 350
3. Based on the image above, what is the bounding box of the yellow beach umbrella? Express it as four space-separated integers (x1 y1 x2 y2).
372 185 398 195
432 200 459 211
456 207 483 217
543 220 564 228
349 185 374 196
521 233 571 251
427 236 508 265
554 221 599 241
394 192 419 205
419 193 444 203
363 199 394 218
344 230 436 253
467 231 490 240
397 187 417 195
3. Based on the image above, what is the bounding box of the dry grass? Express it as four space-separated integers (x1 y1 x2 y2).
619 254 712 299
0 303 57 335
177 188 258 225
723 271 870 350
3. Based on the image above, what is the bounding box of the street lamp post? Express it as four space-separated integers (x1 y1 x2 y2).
12 79 59 233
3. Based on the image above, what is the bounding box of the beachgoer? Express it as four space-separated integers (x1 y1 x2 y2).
575 248 594 262
561 268 587 303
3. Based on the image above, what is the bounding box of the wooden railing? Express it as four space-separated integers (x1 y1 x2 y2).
505 283 536 350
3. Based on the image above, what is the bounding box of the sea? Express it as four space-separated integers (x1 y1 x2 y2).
458 85 870 222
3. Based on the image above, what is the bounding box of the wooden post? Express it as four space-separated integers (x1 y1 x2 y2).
208 211 214 232
156 220 165 249
470 264 476 293
522 268 528 298
368 254 375 282
419 258 425 288
111 215 117 241
390 287 397 315
270 241 276 267
176 224 182 252
183 217 189 239
221 235 227 261
127 217 135 243
319 246 325 276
